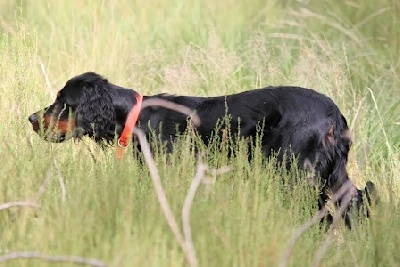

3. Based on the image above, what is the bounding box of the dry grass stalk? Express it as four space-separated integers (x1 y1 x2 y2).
135 127 218 267
54 160 67 204
280 180 355 267
1 168 55 212
0 251 106 267
1 166 106 266
133 98 231 267
312 184 354 267
0 202 38 211
31 168 54 203
37 56 54 98
141 98 201 127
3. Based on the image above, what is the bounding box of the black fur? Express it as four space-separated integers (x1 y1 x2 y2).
29 72 376 228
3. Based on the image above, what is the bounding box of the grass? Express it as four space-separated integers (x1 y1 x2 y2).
0 0 399 266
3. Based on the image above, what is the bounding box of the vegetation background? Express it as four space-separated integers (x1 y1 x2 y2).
0 0 399 266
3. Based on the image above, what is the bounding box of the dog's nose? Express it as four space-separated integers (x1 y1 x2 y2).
28 113 38 123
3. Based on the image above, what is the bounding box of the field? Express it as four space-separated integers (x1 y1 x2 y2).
0 0 399 266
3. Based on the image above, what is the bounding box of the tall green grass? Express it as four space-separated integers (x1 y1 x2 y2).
1 0 399 266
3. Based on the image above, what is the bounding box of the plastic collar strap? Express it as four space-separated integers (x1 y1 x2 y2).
116 93 143 159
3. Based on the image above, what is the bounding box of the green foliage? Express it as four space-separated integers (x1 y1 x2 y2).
0 0 399 266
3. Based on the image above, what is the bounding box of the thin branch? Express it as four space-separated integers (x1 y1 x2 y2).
349 98 364 131
31 169 54 203
0 202 38 211
181 160 208 267
54 160 67 204
367 87 396 167
279 209 328 267
0 169 55 212
141 98 201 127
133 127 186 250
0 251 106 267
132 98 232 267
207 166 233 176
37 56 54 98
312 187 353 267
133 127 231 267
279 180 355 267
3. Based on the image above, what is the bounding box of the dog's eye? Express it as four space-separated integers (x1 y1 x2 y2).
57 96 65 104
56 104 68 120
51 103 67 114
54 103 63 111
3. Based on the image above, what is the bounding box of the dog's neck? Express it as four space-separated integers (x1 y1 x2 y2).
116 93 143 158
109 86 141 131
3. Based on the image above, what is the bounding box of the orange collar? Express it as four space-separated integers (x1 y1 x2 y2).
116 93 143 159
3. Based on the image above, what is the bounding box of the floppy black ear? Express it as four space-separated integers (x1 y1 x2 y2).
350 181 377 218
324 123 335 146
74 79 116 141
364 181 378 205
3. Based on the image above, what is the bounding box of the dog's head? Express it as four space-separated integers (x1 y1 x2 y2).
29 72 117 142
301 118 377 223
352 181 378 216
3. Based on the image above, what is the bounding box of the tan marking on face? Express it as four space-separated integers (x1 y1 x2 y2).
42 113 76 135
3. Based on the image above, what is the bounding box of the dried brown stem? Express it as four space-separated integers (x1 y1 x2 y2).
181 160 208 267
31 169 54 203
279 180 355 267
133 127 230 267
0 202 38 211
133 127 186 250
130 98 232 267
54 160 67 203
0 251 106 267
141 98 201 127
37 56 54 98
1 169 55 212
312 186 353 267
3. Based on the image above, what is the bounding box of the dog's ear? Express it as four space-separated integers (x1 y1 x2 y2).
352 181 378 220
75 78 116 140
323 123 335 146
365 181 378 205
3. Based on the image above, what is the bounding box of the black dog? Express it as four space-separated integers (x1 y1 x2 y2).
28 72 375 228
